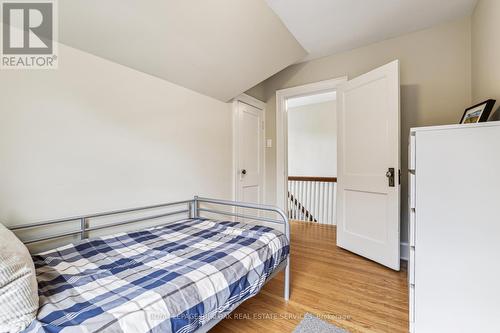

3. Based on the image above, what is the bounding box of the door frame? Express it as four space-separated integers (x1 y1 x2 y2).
232 93 266 203
275 77 347 211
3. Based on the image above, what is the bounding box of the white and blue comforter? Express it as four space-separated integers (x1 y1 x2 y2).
25 218 289 333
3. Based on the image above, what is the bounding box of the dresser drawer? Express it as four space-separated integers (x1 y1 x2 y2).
409 134 416 171
409 210 416 247
409 247 415 285
409 173 416 209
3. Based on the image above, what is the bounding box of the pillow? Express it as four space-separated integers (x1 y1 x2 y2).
0 223 39 333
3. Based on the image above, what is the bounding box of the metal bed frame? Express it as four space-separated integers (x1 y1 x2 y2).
9 196 290 330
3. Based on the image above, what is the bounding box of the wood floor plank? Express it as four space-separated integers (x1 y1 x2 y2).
210 221 408 333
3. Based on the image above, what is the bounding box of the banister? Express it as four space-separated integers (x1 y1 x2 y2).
288 176 337 183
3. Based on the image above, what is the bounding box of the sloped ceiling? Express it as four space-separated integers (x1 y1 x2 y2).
267 0 477 61
58 0 307 102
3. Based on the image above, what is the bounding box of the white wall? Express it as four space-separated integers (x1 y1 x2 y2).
0 43 233 227
287 101 337 177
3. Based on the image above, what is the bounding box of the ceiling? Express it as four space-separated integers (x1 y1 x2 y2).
266 0 477 61
58 0 306 102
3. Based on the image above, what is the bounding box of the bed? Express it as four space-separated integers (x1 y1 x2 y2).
9 197 290 333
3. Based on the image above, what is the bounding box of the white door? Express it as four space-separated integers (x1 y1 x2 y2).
236 101 264 205
336 60 400 270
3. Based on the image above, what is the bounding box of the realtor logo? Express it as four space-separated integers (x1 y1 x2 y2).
1 0 58 69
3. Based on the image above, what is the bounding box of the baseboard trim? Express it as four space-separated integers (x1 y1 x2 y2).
400 242 409 261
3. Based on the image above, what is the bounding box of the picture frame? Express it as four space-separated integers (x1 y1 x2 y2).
459 99 496 124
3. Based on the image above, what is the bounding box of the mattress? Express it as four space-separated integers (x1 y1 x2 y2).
24 218 289 333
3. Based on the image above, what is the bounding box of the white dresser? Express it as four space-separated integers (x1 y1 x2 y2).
408 122 500 333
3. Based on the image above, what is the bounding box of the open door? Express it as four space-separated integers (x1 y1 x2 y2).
336 60 400 270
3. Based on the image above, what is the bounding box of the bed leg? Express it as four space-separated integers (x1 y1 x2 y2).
284 258 290 301
188 202 193 219
193 196 199 219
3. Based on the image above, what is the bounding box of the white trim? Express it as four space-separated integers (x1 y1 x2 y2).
275 77 347 210
232 93 266 204
400 242 409 261
235 93 266 110
232 100 239 202
287 91 337 108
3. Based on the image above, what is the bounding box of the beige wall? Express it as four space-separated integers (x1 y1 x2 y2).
253 18 472 243
0 43 233 227
244 84 267 102
472 0 500 120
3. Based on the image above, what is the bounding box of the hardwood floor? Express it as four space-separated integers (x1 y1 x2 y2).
211 221 408 333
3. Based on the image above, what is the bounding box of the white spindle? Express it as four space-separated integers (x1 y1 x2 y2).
312 181 316 220
330 182 333 224
329 184 332 224
314 181 318 222
321 182 325 223
293 181 300 220
327 182 331 224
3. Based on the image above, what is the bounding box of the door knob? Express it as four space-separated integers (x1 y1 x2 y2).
241 169 247 175
386 168 395 187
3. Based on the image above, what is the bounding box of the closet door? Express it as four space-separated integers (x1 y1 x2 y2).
236 101 264 206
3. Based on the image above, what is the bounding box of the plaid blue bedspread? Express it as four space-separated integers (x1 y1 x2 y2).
25 218 289 333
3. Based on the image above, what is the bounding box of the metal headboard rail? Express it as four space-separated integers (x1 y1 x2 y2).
9 196 291 300
199 208 283 225
10 200 193 244
9 199 193 231
195 196 290 235
21 209 191 245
